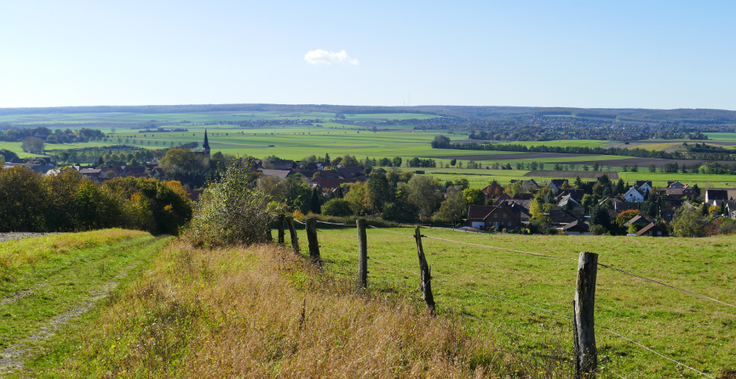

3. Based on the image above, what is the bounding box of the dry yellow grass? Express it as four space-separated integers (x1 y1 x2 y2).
27 241 570 378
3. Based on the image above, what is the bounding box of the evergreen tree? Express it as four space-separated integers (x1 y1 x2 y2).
310 187 322 214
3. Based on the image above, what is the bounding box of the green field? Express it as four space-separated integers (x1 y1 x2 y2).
5 110 736 189
0 229 170 376
293 226 736 378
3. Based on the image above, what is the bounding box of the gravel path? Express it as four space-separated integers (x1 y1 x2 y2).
0 233 57 244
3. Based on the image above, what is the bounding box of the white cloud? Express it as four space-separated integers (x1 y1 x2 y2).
304 49 359 65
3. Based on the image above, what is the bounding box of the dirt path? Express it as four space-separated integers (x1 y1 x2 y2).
0 262 138 376
0 239 154 377
0 233 57 244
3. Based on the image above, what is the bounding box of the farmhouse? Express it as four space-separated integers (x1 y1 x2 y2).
705 189 729 206
635 180 653 195
623 187 644 202
548 179 568 193
636 222 669 237
562 220 590 235
467 203 521 231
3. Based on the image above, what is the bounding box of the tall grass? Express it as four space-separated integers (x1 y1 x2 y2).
24 241 571 378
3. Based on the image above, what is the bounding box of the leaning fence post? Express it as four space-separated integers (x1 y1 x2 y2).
306 218 321 266
286 216 300 254
414 226 436 316
573 252 598 378
357 219 368 288
278 214 285 245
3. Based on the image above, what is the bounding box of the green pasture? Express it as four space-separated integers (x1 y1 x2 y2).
705 133 736 141
0 142 41 158
293 227 736 378
618 172 736 189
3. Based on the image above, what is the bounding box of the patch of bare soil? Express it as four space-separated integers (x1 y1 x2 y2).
0 233 57 244
524 170 619 180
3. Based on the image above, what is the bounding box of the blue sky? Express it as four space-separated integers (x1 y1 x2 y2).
1 1 734 109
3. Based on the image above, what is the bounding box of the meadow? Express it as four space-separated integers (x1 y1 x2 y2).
298 225 736 378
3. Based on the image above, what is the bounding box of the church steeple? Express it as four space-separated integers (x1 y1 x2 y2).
202 129 211 157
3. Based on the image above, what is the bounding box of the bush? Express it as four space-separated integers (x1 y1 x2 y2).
185 162 276 247
321 199 352 217
590 224 607 235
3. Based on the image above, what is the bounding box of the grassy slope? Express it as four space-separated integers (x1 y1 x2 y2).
0 231 169 354
302 227 736 378
17 241 566 379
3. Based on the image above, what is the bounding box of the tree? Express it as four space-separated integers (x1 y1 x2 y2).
322 198 352 216
649 164 657 173
614 179 625 196
185 161 275 247
433 186 467 224
43 170 86 231
160 148 204 172
0 149 20 162
450 158 456 167
392 156 402 167
671 206 707 237
310 187 322 214
431 135 451 148
615 209 639 228
463 188 485 206
22 136 45 155
592 162 599 172
367 169 391 213
344 181 369 215
405 176 443 217
589 205 611 230
0 166 47 232
382 187 417 223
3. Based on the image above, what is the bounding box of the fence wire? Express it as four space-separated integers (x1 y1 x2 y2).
309 221 728 378
597 262 736 311
599 325 716 379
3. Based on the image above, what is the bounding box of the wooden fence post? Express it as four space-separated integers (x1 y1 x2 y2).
306 218 321 266
286 216 300 254
357 219 368 288
278 214 285 245
414 226 436 316
573 252 598 378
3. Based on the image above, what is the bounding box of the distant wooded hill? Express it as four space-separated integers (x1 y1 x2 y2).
1 104 735 124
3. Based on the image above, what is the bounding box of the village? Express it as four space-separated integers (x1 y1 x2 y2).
4 132 735 238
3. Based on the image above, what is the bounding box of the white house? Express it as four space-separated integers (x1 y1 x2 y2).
637 182 653 195
623 187 645 202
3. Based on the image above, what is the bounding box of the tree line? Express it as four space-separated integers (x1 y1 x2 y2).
433 137 736 162
0 166 192 234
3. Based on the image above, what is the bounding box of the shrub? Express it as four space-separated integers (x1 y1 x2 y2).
321 199 352 217
0 166 48 232
185 162 276 247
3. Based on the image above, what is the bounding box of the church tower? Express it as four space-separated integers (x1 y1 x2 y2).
202 129 211 157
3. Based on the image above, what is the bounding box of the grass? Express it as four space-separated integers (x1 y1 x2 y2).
295 226 736 378
15 240 567 378
0 230 169 357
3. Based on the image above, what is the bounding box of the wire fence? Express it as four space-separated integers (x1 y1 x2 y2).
284 219 730 378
